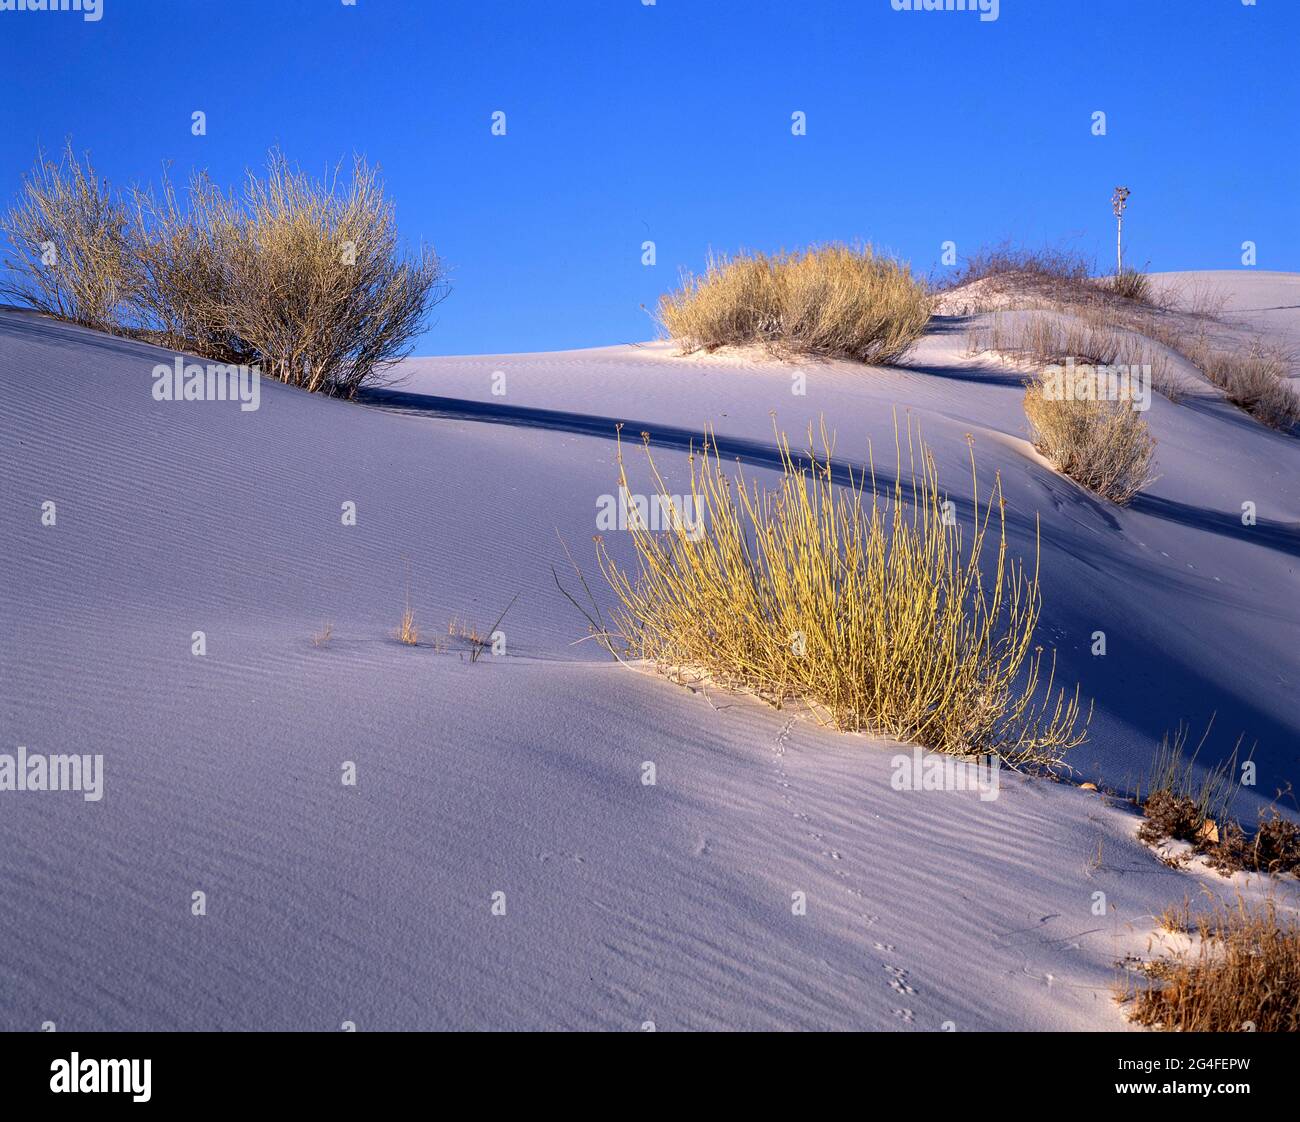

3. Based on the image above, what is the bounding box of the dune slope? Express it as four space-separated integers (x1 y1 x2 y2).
1 272 1297 1030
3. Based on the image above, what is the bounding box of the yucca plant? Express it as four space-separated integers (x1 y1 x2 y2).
594 419 1088 767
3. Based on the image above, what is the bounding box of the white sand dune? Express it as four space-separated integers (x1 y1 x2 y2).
1 271 1297 1031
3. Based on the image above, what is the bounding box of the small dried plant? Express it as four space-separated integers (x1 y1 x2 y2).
1121 895 1300 1032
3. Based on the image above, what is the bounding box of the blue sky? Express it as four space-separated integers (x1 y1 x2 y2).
1 0 1296 355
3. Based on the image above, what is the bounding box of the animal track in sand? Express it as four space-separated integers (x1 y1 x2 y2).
538 851 585 865
884 964 916 996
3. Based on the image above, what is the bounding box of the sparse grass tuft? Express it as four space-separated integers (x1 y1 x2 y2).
1158 897 1193 936
1192 341 1300 430
969 309 1179 401
1023 375 1156 504
1121 896 1300 1032
1135 721 1300 877
659 244 931 365
312 622 333 647
1108 267 1152 303
395 605 418 646
594 419 1089 767
970 291 1298 432
1138 721 1241 843
448 594 518 663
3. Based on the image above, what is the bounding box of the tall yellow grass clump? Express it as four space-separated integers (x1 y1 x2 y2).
1122 896 1300 1032
659 244 932 365
1024 373 1156 505
595 421 1088 767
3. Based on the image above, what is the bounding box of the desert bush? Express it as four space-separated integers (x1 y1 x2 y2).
126 170 242 358
1023 372 1156 505
1130 721 1300 878
956 245 1297 430
0 141 132 331
594 420 1088 767
3 144 447 398
1139 721 1240 833
933 242 1101 314
1007 307 1297 430
133 151 447 397
1121 896 1300 1031
659 244 931 364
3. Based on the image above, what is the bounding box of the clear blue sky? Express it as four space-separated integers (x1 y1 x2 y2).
2 0 1296 355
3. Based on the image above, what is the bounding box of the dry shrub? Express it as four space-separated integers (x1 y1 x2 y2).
1122 897 1300 1032
126 171 242 358
1023 373 1156 505
952 244 1296 430
134 151 447 397
595 420 1088 767
1131 721 1300 879
3 144 447 399
1061 300 1296 432
935 242 1157 314
1138 790 1208 851
1139 721 1240 834
0 141 132 331
1210 813 1300 878
1153 276 1230 318
659 244 931 365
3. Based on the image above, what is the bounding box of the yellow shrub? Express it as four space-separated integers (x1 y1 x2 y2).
1024 374 1156 505
596 420 1088 767
659 245 931 364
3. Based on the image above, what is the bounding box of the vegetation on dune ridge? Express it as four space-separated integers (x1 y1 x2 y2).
952 236 1298 432
586 418 1089 768
659 244 932 365
0 141 447 398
